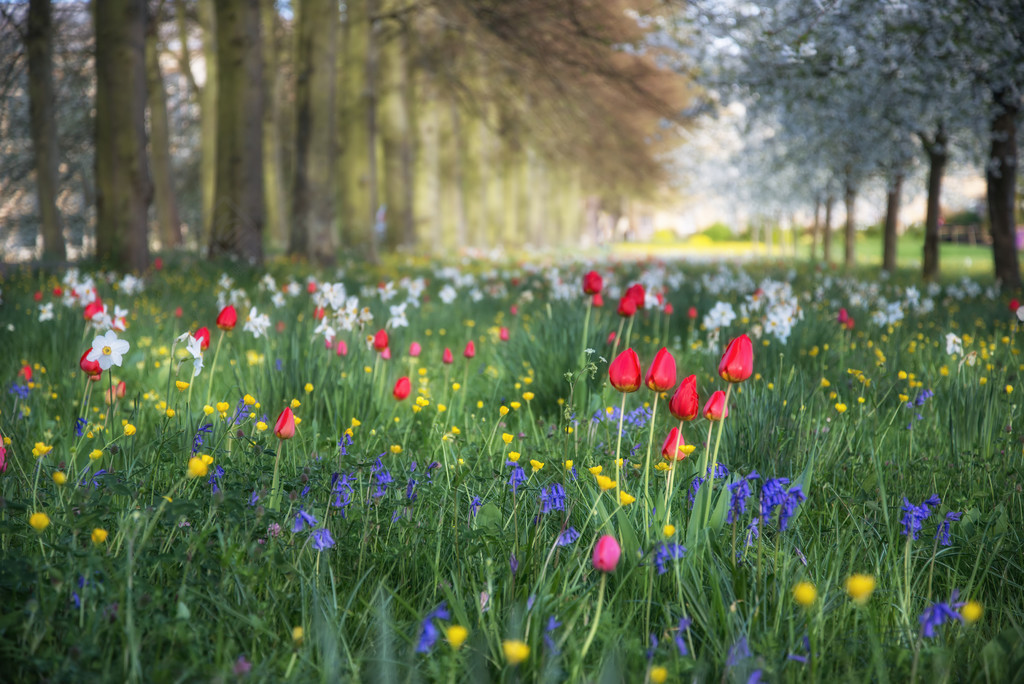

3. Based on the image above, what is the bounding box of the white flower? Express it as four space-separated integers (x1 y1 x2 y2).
945 333 963 356
1017 306 1024 323
186 334 204 377
38 303 54 322
87 330 130 370
243 307 271 339
439 285 457 304
378 281 397 302
387 302 409 329
271 291 287 309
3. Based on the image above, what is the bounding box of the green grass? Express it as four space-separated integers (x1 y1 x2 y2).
0 258 1022 682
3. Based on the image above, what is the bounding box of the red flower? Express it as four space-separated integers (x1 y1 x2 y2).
274 407 296 440
336 340 348 356
174 306 183 318
409 342 422 357
510 305 518 316
664 303 674 316
845 317 855 330
307 281 317 294
661 427 687 461
593 293 604 308
53 287 63 297
592 535 621 572
105 380 127 404
216 305 237 331
609 348 642 393
669 374 699 421
313 307 326 321
18 365 32 382
373 329 389 351
442 348 453 364
718 334 753 383
583 270 603 295
500 327 510 341
83 299 104 321
381 347 392 360
625 283 646 309
34 291 43 302
195 327 212 351
393 377 411 400
154 257 163 270
80 349 102 377
464 341 476 359
607 331 616 345
837 308 849 325
645 347 677 392
617 296 637 318
703 390 728 421
687 306 698 320
1011 299 1020 312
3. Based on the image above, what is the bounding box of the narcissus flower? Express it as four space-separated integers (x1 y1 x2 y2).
702 390 728 421
592 534 621 572
583 270 603 295
393 377 411 400
669 374 700 421
645 347 677 392
718 334 753 383
216 305 237 331
274 407 296 440
609 348 642 393
87 330 130 371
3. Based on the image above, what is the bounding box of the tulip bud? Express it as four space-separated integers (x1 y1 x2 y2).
625 283 646 309
336 340 348 356
668 375 699 421
500 327 510 341
661 427 687 460
393 377 411 400
592 535 621 572
274 407 296 440
409 342 422 357
195 327 211 350
216 305 237 331
464 341 476 359
442 348 454 365
645 347 677 393
703 390 728 421
687 306 698 319
718 334 753 383
582 270 603 295
593 293 604 308
373 329 389 351
617 296 637 318
313 306 326 321
381 347 392 360
608 349 642 393
83 299 104 321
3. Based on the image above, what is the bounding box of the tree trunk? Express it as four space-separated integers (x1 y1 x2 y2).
339 0 370 251
451 99 468 250
27 0 65 263
380 14 413 251
209 0 264 263
94 0 151 271
145 7 182 249
882 173 902 273
364 0 380 263
922 128 947 280
844 182 856 268
292 0 338 264
261 0 289 252
988 89 1020 289
822 194 833 265
197 0 217 244
810 197 820 262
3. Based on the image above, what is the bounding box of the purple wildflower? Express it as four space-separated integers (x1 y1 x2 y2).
778 484 806 531
919 600 961 638
653 543 687 575
901 494 940 539
544 615 561 653
556 527 580 547
311 527 335 551
539 483 566 513
415 602 451 653
293 508 317 533
674 616 692 656
935 511 962 546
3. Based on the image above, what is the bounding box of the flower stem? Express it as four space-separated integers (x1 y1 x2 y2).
642 393 660 544
702 384 732 528
269 439 285 512
579 572 607 663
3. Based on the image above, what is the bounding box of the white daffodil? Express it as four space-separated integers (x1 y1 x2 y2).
186 334 204 377
38 303 54 322
87 330 130 370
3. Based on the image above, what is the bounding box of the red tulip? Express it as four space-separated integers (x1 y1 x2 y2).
583 270 603 295
373 329 389 351
645 347 677 392
443 348 454 365
336 340 348 356
607 331 616 345
617 296 637 318
837 308 849 325
409 342 422 357
1011 299 1020 313
625 283 646 309
174 306 183 318
687 306 698 320
661 427 687 461
274 407 296 440
464 341 476 359
593 293 604 308
393 376 411 400
105 380 127 404
845 317 855 331
307 281 317 294
500 327 510 341
703 390 728 421
18 365 32 382
664 302 674 315
195 327 212 351
34 291 43 302
381 347 392 360
80 349 102 377
83 299 104 321
216 305 237 331
608 348 642 393
669 374 699 421
718 334 753 383
53 287 63 297
154 257 163 270
592 535 621 573
510 305 518 316
313 306 326 321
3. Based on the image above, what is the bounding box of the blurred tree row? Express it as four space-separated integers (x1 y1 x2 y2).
0 0 694 269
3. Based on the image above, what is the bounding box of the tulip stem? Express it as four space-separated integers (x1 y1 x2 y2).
663 420 683 524
702 384 732 529
269 439 284 512
642 393 660 545
204 329 226 408
612 391 628 498
579 572 607 664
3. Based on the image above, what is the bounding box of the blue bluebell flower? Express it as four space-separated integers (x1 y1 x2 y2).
507 462 527 494
901 494 940 539
726 479 752 524
647 633 659 661
539 483 566 513
415 602 450 653
338 432 353 456
510 553 518 574
674 616 692 656
470 496 481 519
75 417 88 437
935 511 961 546
556 527 580 547
544 615 561 653
919 600 961 638
779 484 806 531
371 456 392 498
653 543 687 575
208 465 225 494
760 477 790 520
311 527 335 551
8 384 30 400
293 508 317 533
726 636 751 667
248 490 259 506
191 423 213 455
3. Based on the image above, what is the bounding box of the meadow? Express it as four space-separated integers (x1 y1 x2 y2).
0 256 1022 682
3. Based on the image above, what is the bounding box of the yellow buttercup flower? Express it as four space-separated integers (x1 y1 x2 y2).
290 398 301 409
522 392 534 401
292 626 304 646
187 457 208 479
502 640 530 665
508 451 521 462
663 524 675 537
91 528 109 545
175 381 189 391
596 475 616 491
530 459 544 472
124 423 136 436
619 491 636 506
304 383 314 393
564 460 574 470
499 406 509 416
203 404 214 415
650 666 668 684
89 449 103 461
502 433 513 444
256 421 268 432
588 465 603 476
52 471 67 486
32 442 53 458
961 600 983 624
29 512 50 532
835 403 847 413
445 625 468 649
845 574 876 604
792 581 817 606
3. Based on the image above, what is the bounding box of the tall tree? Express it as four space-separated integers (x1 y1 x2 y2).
291 0 338 264
27 0 65 263
209 0 265 263
145 0 182 249
94 0 151 270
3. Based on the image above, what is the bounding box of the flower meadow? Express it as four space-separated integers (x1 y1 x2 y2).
1 258 1023 682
